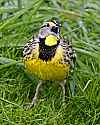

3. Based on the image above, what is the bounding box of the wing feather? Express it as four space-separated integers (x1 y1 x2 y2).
60 38 76 68
23 38 39 60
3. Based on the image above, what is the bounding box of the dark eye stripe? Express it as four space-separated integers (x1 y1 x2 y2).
51 26 58 34
41 25 47 28
41 23 50 28
47 23 49 27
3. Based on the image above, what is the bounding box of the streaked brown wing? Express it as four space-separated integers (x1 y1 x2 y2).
60 38 76 68
23 38 39 60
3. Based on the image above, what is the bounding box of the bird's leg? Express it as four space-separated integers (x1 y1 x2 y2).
27 80 43 109
59 80 66 102
31 80 43 105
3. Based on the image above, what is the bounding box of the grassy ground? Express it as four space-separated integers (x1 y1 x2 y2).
0 0 100 124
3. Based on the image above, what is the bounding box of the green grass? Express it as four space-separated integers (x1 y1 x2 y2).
0 0 100 124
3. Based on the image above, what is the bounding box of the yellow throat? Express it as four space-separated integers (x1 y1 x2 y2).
45 35 58 46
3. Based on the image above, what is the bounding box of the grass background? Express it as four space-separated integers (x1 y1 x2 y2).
0 0 100 124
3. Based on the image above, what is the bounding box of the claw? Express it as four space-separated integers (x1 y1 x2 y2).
24 80 43 109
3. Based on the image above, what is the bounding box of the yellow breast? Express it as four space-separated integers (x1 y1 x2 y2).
24 59 70 80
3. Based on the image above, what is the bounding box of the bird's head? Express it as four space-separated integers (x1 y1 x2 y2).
38 20 61 46
41 20 61 35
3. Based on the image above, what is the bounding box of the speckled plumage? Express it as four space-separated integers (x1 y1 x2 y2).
23 20 76 108
23 37 75 80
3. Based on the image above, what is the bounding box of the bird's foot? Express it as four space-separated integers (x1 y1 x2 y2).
23 80 43 110
23 98 37 110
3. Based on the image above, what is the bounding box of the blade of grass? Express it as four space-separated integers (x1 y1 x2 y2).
0 0 43 30
0 97 22 108
40 7 81 17
0 7 18 14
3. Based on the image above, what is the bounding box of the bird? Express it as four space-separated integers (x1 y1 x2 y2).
23 19 76 108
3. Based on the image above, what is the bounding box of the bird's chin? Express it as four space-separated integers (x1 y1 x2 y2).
38 27 60 39
38 30 60 40
51 32 60 39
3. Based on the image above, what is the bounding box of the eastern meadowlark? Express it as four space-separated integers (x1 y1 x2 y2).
23 20 76 108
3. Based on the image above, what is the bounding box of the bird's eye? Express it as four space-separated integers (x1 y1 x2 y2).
51 26 58 34
47 23 49 27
